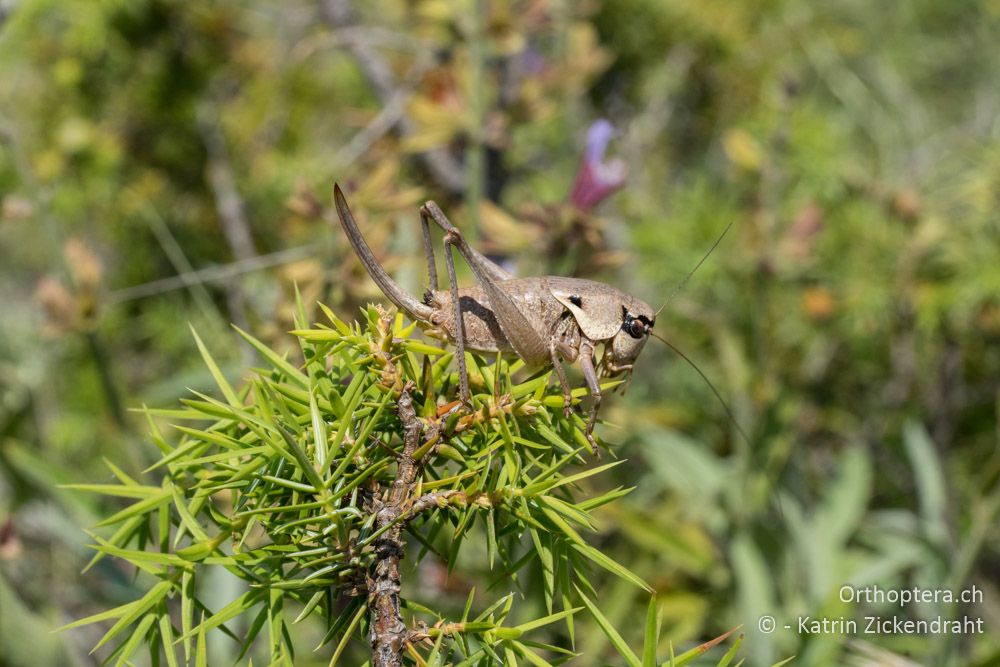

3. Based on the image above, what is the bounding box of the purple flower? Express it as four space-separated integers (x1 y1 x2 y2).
520 42 546 77
568 119 627 211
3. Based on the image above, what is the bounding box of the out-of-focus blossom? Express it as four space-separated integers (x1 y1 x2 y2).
0 517 21 560
35 239 104 334
567 119 626 211
1 195 34 221
976 302 1000 336
782 201 824 261
802 286 836 322
519 42 546 77
36 276 76 334
64 238 103 290
481 119 628 274
285 182 323 220
722 128 763 172
891 188 922 221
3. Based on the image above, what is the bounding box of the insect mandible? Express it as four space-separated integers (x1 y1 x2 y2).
333 184 726 453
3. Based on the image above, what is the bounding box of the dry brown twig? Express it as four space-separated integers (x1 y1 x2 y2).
368 383 424 667
197 104 257 362
318 0 466 195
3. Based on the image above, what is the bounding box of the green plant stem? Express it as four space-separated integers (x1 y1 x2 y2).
465 0 486 239
85 330 126 429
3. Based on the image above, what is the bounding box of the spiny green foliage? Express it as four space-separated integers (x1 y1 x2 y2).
1 1 995 665
63 303 760 665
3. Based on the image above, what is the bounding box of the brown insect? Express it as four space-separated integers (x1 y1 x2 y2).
333 184 737 452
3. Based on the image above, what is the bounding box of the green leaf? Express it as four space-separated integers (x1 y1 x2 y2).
528 528 555 613
171 425 245 451
190 325 241 406
571 543 652 592
532 498 585 545
234 325 309 388
317 303 352 335
522 460 624 496
309 386 328 474
273 419 325 492
903 420 948 546
171 483 209 543
575 586 640 667
58 600 140 632
176 533 230 562
403 340 449 355
643 595 660 667
92 580 173 652
715 632 743 667
290 328 342 341
195 615 208 667
666 625 742 667
536 494 594 529
513 641 555 667
61 483 163 499
91 539 192 570
159 615 181 667
102 458 140 485
93 488 173 528
511 607 581 633
328 602 365 666
114 612 157 666
293 591 325 624
178 590 263 642
181 571 194 661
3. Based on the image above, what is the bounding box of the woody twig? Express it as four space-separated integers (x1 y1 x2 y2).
367 383 423 667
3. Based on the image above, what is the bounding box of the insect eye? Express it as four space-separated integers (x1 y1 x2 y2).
622 312 646 339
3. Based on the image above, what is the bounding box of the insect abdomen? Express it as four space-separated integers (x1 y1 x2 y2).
426 281 570 362
425 287 510 354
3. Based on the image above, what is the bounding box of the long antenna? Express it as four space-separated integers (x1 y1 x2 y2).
656 218 738 316
651 222 783 517
650 330 752 450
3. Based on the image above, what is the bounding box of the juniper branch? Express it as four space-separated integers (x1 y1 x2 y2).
368 382 423 667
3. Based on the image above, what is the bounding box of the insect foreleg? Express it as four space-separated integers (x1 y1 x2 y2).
578 341 602 454
443 231 471 407
548 341 574 418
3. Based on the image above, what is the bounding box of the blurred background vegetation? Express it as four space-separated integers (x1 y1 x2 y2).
1 0 999 665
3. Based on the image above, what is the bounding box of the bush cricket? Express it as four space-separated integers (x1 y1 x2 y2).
333 184 740 452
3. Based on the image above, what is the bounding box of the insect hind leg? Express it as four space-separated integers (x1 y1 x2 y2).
419 208 439 291
420 201 514 283
442 230 471 407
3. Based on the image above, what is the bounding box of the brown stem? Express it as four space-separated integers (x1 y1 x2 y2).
317 0 466 195
368 383 423 666
198 106 257 364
